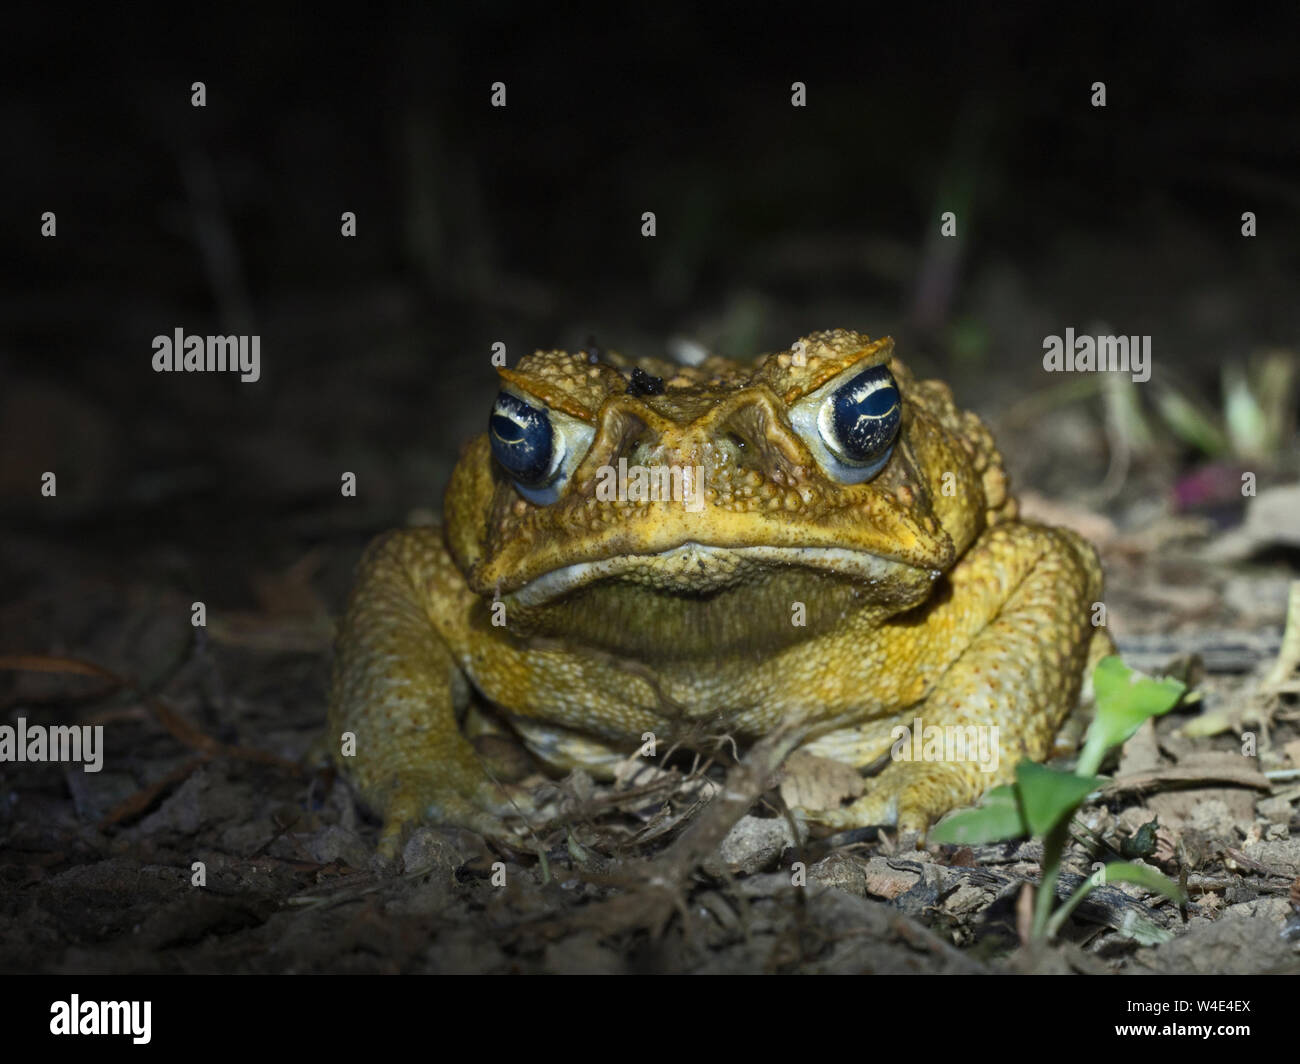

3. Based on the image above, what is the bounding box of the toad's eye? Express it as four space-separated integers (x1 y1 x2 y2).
490 392 562 492
488 391 595 505
789 362 902 484
818 364 901 472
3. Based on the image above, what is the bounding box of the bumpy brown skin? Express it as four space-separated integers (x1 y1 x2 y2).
329 330 1110 856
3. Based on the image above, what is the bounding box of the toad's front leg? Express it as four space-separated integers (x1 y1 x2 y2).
805 522 1110 833
328 528 536 858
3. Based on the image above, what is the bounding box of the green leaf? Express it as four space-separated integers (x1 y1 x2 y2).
1077 656 1185 776
1045 859 1186 939
1097 861 1187 905
1120 817 1160 859
1092 655 1187 728
1114 912 1176 946
929 784 1027 844
1153 386 1230 458
1014 760 1105 836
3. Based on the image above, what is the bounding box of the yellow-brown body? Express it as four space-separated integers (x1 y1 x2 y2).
329 330 1108 854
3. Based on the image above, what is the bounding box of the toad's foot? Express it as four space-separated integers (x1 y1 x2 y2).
329 530 556 863
800 759 1000 834
374 774 548 863
800 523 1107 835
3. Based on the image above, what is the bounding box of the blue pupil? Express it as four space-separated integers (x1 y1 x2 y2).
489 393 554 486
830 368 900 462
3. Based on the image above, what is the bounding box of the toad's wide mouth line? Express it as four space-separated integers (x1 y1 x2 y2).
508 541 931 606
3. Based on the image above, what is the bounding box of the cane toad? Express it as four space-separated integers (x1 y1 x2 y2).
329 330 1109 855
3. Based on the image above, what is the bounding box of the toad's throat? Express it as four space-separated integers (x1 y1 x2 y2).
497 542 943 660
508 541 936 607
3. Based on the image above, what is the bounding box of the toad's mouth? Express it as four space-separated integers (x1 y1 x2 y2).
508 541 937 607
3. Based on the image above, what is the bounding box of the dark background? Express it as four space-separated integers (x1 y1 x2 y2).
5 7 1298 576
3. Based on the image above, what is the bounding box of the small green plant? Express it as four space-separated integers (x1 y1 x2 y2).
930 656 1187 942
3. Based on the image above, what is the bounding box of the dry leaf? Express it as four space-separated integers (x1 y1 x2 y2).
779 750 865 810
